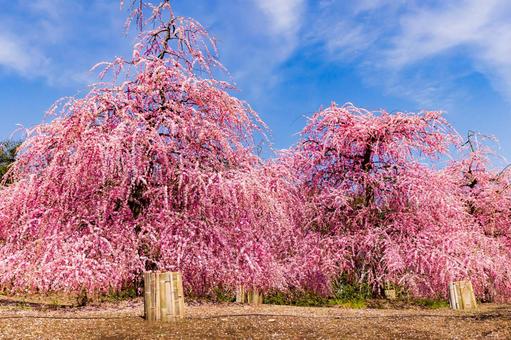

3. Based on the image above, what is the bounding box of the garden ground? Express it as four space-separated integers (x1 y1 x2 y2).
0 295 509 339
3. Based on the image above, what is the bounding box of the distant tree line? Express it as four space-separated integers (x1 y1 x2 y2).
0 140 21 181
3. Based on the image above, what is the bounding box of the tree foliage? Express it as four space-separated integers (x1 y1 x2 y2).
290 104 511 300
0 1 510 301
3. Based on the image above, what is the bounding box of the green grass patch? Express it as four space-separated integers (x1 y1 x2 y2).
211 287 236 303
329 299 367 309
412 298 450 309
97 287 138 303
264 290 367 308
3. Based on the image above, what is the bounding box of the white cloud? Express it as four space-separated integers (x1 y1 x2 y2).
388 0 505 66
0 1 125 87
252 0 305 62
351 0 388 14
315 20 375 60
255 0 304 38
211 0 304 97
310 0 511 104
27 0 67 19
0 33 48 76
1 0 74 58
305 1 397 62
388 0 511 100
0 1 66 79
0 34 31 74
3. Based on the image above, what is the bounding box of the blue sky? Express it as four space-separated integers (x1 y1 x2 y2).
1 0 511 161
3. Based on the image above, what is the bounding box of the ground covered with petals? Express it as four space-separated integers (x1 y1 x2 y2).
0 297 510 339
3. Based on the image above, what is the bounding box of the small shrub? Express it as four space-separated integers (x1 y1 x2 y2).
332 275 373 301
211 287 235 303
265 283 370 308
98 287 138 303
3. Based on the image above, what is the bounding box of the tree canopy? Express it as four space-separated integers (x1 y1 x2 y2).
0 1 510 301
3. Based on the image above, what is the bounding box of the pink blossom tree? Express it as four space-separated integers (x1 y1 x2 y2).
291 103 511 299
1 0 510 302
443 133 511 301
0 0 302 296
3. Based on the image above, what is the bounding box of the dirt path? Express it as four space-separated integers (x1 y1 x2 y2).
0 298 509 339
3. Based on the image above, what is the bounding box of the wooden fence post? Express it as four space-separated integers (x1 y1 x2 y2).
236 285 263 305
144 271 185 321
247 290 263 305
448 280 477 310
384 289 396 300
384 282 396 300
236 285 246 303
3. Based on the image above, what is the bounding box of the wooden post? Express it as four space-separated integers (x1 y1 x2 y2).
247 290 263 305
384 289 396 300
384 282 396 300
448 280 477 310
236 285 246 303
143 271 157 321
144 271 185 321
236 286 262 305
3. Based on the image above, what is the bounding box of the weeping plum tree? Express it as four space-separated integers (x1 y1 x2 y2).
1 0 510 302
291 103 511 299
443 133 511 301
0 0 305 295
